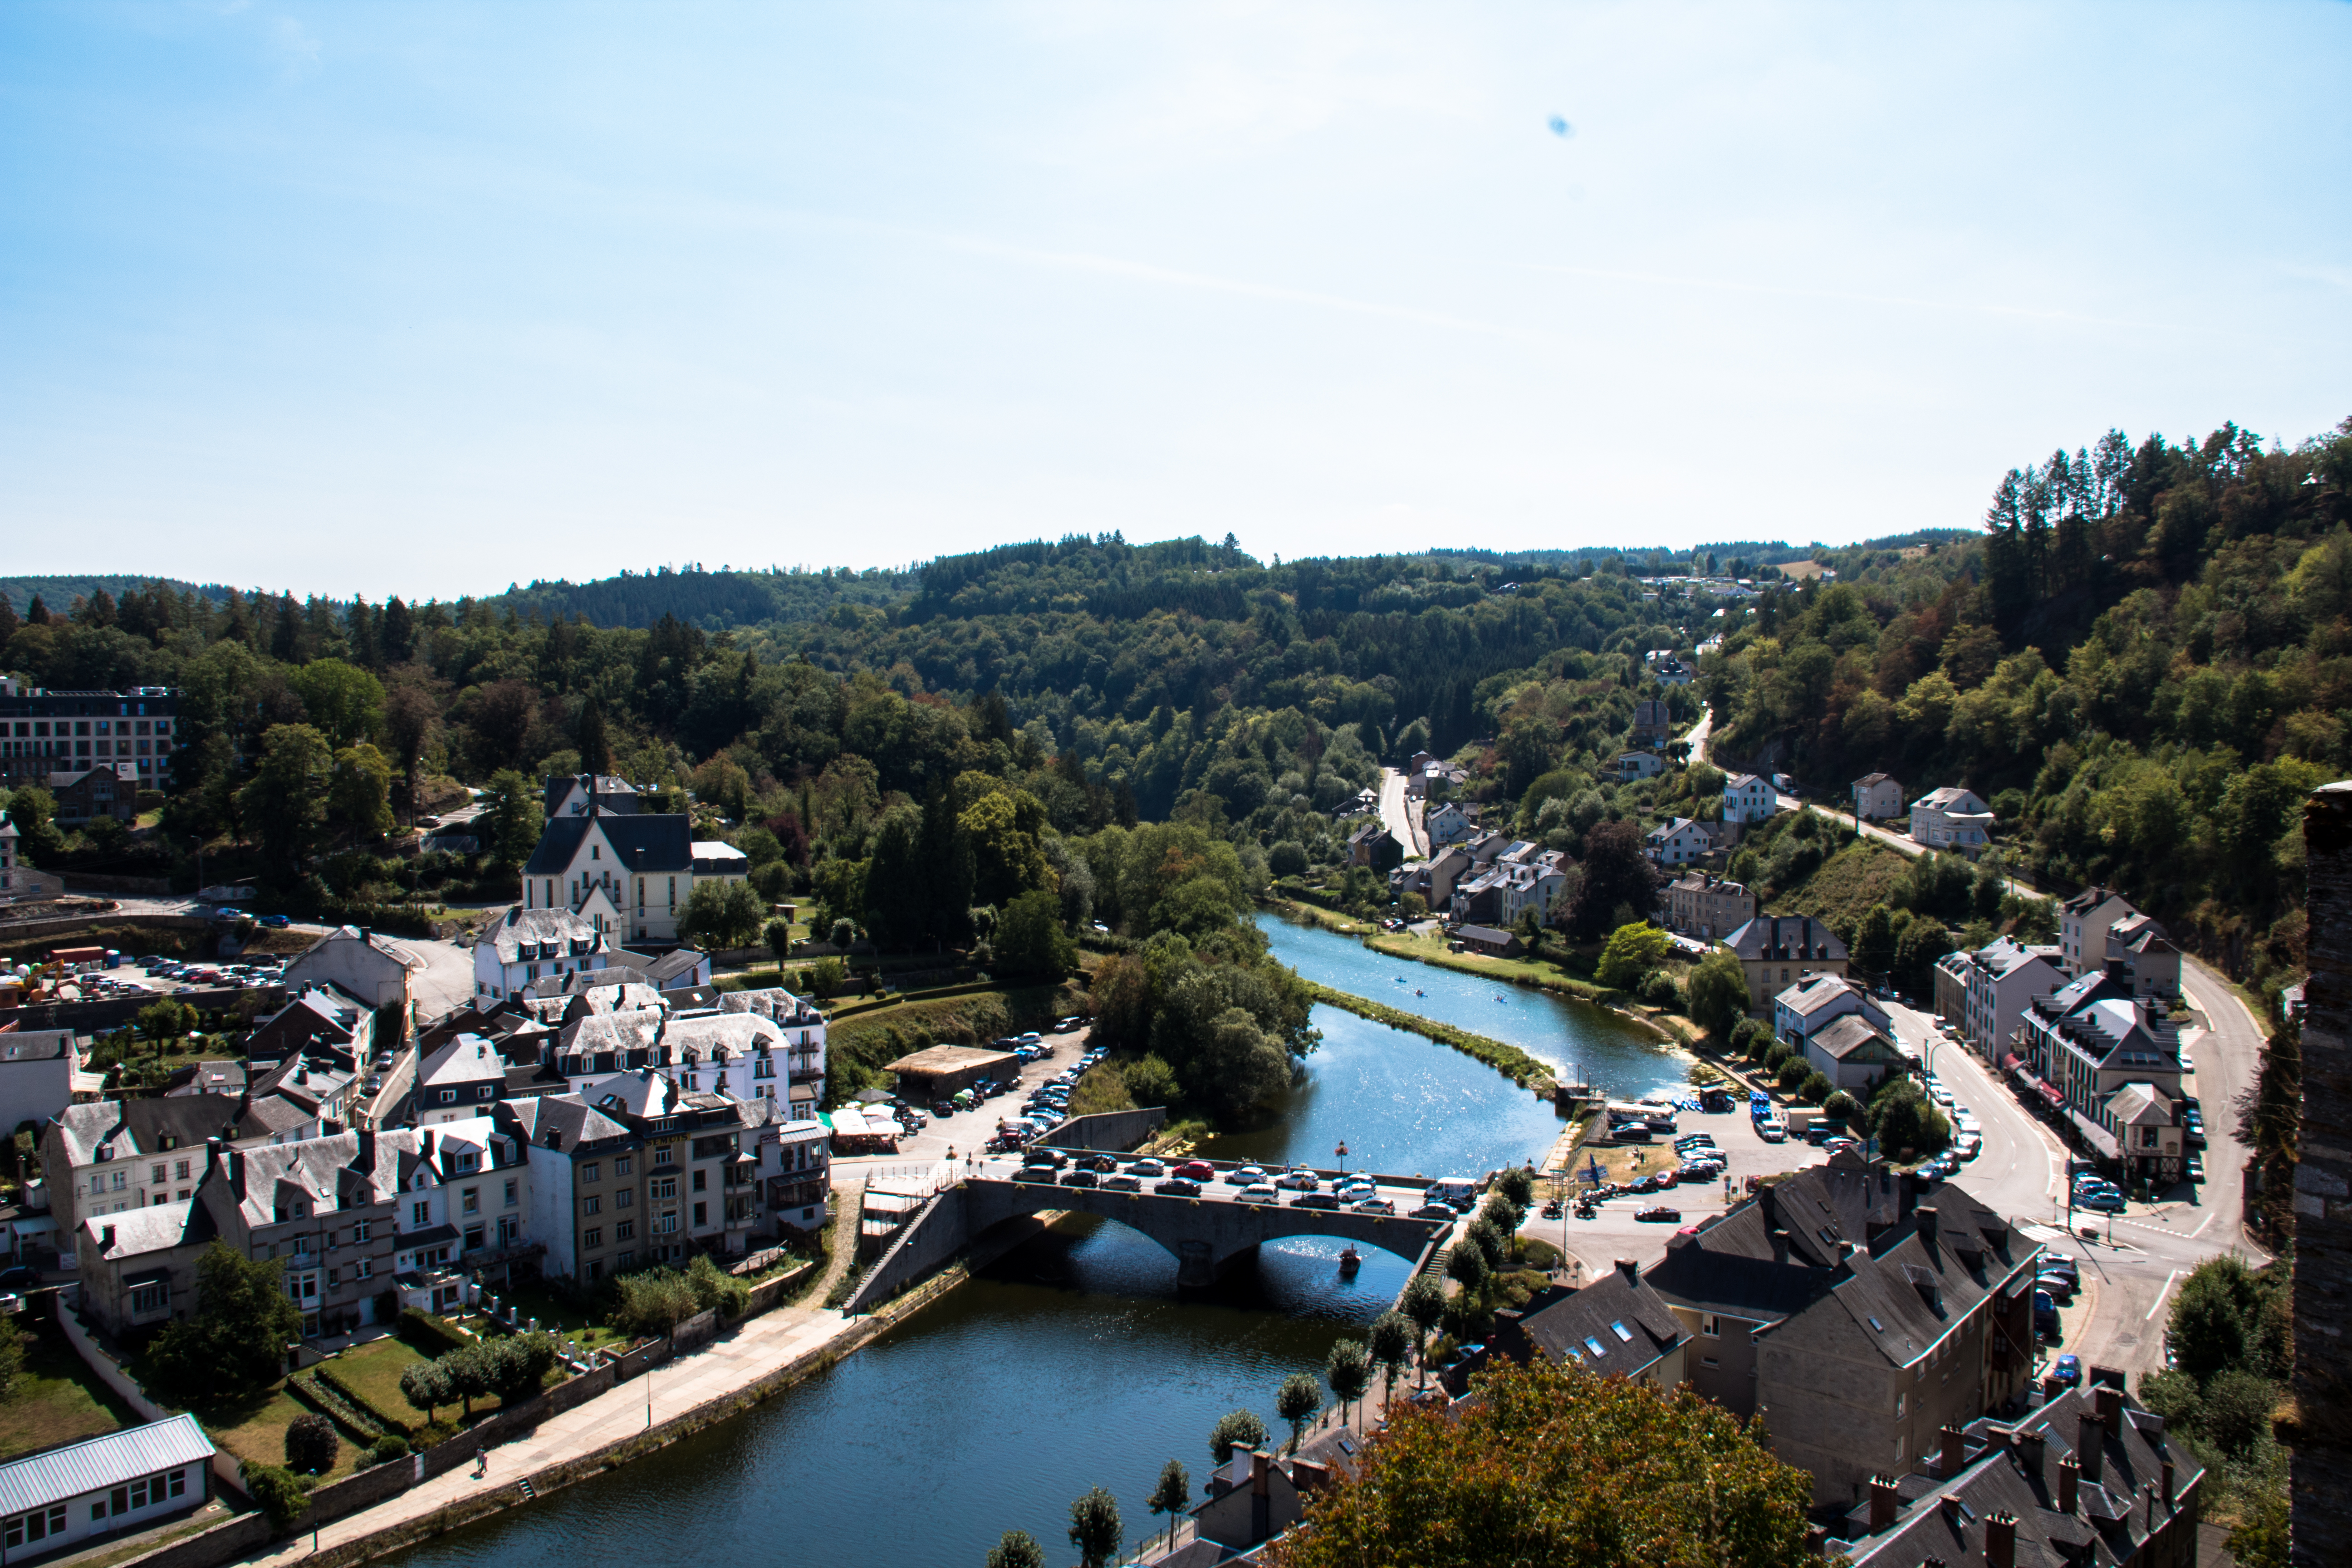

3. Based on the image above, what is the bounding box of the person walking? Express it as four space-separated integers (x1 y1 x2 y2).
472 1446 487 1479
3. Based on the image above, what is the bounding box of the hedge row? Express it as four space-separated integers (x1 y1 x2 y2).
312 1361 420 1439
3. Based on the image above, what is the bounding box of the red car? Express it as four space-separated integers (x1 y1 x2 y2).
1173 1160 1215 1182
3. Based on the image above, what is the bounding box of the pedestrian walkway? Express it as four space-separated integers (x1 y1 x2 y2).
225 1196 870 1568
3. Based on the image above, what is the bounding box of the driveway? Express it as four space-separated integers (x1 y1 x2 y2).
1680 706 1713 766
1378 767 1427 858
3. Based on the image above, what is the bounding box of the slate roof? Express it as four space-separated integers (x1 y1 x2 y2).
485 905 608 965
1914 786 1991 813
1724 915 1848 965
293 926 424 973
1778 972 1865 1018
0 1414 215 1516
519 810 693 878
0 1030 71 1063
78 1199 215 1260
48 1097 249 1170
1495 1266 1685 1381
419 1035 507 1093
505 1093 635 1153
1969 936 2063 979
2105 1082 2174 1127
1853 772 1896 787
544 774 640 817
2059 884 2134 916
1808 1012 1901 1063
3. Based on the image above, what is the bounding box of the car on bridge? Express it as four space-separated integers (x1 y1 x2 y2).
1350 1197 1395 1215
1275 1169 1319 1191
1291 1192 1342 1210
1155 1177 1202 1197
1023 1147 1068 1169
1061 1168 1100 1188
1226 1166 1269 1186
1128 1158 1166 1178
1173 1160 1215 1181
1076 1153 1118 1172
1102 1173 1143 1192
1409 1202 1456 1221
1016 1166 1058 1184
1238 1183 1279 1205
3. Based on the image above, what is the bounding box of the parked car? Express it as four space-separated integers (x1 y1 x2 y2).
1226 1165 1268 1186
2034 1291 2060 1339
1350 1196 1395 1215
1238 1183 1280 1205
1155 1177 1203 1197
2035 1272 2077 1302
2075 1187 2124 1214
1274 1169 1319 1191
257 914 292 928
1055 1015 1086 1032
1409 1202 1458 1221
1634 1205 1682 1223
1291 1191 1342 1210
1101 1173 1142 1192
0 1266 39 1289
1023 1147 1069 1169
2048 1352 2082 1388
1173 1160 1215 1182
2185 1152 2205 1182
1061 1168 1100 1188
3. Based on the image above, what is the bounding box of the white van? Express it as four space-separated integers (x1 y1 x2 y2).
1427 1177 1479 1210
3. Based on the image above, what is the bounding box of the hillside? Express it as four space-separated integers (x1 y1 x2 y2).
0 576 230 617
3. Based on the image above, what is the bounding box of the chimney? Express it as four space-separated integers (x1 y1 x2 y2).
2078 1411 2107 1483
1615 1258 1639 1286
2094 1382 2122 1434
1940 1424 1966 1477
100 1224 115 1248
2161 1454 2176 1506
355 1127 376 1171
2014 1428 2045 1475
1985 1510 2017 1568
1867 1473 1900 1532
2057 1456 2079 1514
1915 1204 1939 1250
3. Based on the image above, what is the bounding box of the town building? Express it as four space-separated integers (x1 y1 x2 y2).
43 1096 267 1236
519 772 749 944
512 1075 755 1284
1488 1260 1690 1391
413 1035 510 1125
2016 967 2186 1177
1424 799 1476 847
0 1415 214 1559
1804 1014 1907 1094
546 985 824 1119
2057 886 2137 978
0 1029 77 1143
245 983 378 1069
1722 914 1850 1009
1833 1375 2204 1568
472 906 617 1004
1388 843 1475 911
283 925 425 1016
1344 821 1402 873
1909 787 1995 853
1931 938 2066 1062
1774 973 1891 1049
740 1097 831 1235
1644 1154 2042 1506
1721 773 1777 825
43 764 139 826
1190 1431 1363 1557
1611 751 1665 783
0 679 180 791
1666 874 1755 941
75 1201 217 1335
1446 845 1566 929
1851 773 1904 821
1453 925 1524 958
1645 817 1709 866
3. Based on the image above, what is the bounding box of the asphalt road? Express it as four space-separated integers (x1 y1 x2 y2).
1379 766 1427 858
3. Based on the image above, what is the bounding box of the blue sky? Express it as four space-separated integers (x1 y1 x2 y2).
3 1 2347 599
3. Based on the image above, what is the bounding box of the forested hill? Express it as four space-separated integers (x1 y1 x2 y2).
1 576 230 617
483 565 917 632
1710 416 2352 986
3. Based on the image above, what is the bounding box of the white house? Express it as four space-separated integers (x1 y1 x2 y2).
518 774 702 944
2057 886 2141 979
1612 751 1665 783
0 1030 77 1144
413 1036 510 1126
1802 1014 1906 1094
1933 937 2066 1061
1909 786 1995 852
1425 800 1476 847
473 906 616 1004
387 1117 530 1308
1721 773 1777 825
550 993 823 1120
283 926 424 1015
1851 773 1903 821
0 1416 214 1559
1646 818 1710 866
1773 973 1891 1049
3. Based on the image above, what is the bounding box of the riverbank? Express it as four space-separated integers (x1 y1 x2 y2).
1300 983 1552 1088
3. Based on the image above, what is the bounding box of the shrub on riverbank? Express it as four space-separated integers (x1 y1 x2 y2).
1301 984 1548 1087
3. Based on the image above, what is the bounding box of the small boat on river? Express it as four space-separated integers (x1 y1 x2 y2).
1337 1245 1362 1275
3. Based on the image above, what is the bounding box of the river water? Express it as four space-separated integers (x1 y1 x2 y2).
387 918 1691 1568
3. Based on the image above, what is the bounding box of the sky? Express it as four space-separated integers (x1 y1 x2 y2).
2 1 2347 600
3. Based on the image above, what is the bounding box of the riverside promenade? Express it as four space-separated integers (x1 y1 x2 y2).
221 1215 885 1568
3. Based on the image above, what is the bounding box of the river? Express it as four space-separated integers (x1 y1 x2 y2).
387 919 1690 1568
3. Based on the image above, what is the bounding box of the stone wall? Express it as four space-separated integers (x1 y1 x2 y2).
0 983 278 1035
2293 783 2352 1565
1042 1106 1169 1152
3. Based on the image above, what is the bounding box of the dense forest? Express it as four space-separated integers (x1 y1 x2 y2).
2 416 2344 1014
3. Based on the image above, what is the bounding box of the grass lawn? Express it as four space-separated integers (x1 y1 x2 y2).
490 1280 627 1352
0 1317 140 1461
1364 927 1608 997
319 1330 449 1432
205 1382 362 1483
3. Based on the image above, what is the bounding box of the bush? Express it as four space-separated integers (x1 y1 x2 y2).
1268 841 1308 877
284 1412 338 1475
2198 1369 2279 1458
364 1432 411 1468
1822 1091 1859 1122
1637 970 1680 1008
240 1463 312 1529
1686 951 1750 1037
1775 1058 1809 1092
1799 1069 1833 1104
685 1254 751 1321
1730 1017 1770 1058
1763 1040 1793 1071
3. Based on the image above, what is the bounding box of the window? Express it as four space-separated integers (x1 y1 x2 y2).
113 1170 127 1190
463 1224 484 1251
614 1156 633 1177
6 1503 69 1548
1700 1314 1720 1338
617 1250 636 1269
462 1187 480 1215
151 1163 166 1184
412 1200 430 1225
581 1195 601 1216
649 1177 676 1200
614 1189 633 1209
505 1179 518 1207
1701 1355 1719 1368
588 1259 603 1280
584 1227 603 1249
354 1220 371 1243
614 1219 635 1241
357 1258 373 1280
130 1282 167 1315
175 1159 190 1181
439 1089 456 1104
692 1202 706 1226
691 1170 706 1192
1896 1392 1906 1416
290 1234 313 1256
582 1163 601 1183
652 1145 675 1167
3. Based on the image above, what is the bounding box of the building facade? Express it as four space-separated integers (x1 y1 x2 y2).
0 681 180 791
1666 874 1755 941
1851 773 1903 820
1909 787 1995 853
1722 773 1777 824
1931 938 2067 1062
1723 915 1851 1009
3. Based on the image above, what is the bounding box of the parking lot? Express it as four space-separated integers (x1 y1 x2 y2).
29 954 287 1002
833 1021 1097 1166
